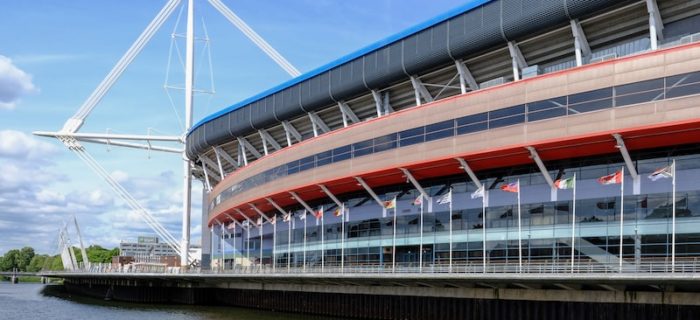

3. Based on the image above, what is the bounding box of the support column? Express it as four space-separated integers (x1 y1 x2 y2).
180 0 196 267
613 134 640 194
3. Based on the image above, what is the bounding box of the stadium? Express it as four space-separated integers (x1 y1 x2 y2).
186 0 700 272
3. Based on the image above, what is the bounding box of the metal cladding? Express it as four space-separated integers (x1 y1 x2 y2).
185 0 621 160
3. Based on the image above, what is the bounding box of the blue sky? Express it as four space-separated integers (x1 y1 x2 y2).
0 0 468 255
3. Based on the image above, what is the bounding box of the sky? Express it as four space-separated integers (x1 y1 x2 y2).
0 0 468 255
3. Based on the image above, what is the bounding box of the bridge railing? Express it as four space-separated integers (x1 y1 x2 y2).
41 259 700 276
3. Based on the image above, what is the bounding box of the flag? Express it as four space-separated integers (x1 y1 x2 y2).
412 195 423 206
500 182 519 193
554 177 575 189
598 170 622 185
283 212 291 222
256 217 263 226
242 220 250 228
314 207 324 219
648 165 673 181
471 185 484 199
226 222 236 230
298 212 306 220
270 216 277 225
334 206 344 217
436 190 452 205
384 197 396 209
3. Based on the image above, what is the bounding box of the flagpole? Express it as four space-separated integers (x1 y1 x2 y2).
619 167 625 272
571 174 577 273
221 223 225 271
517 180 522 273
273 217 277 273
287 215 291 273
232 224 236 269
321 209 325 272
210 226 214 270
482 190 487 273
303 213 307 272
672 159 676 272
449 189 453 273
419 195 424 273
259 222 263 270
392 199 397 273
246 226 250 267
341 203 345 273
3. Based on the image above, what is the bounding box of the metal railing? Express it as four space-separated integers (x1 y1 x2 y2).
44 259 700 276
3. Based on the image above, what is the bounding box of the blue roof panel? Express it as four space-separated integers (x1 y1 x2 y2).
189 0 493 133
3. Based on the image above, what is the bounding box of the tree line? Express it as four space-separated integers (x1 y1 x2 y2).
0 245 120 272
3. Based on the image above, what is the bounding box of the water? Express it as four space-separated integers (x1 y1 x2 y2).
0 282 343 320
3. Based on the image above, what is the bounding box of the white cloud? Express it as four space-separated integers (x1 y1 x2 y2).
0 55 37 110
0 130 58 160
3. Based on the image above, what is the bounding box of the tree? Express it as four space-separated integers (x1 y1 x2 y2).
17 247 35 271
27 255 49 272
0 249 20 271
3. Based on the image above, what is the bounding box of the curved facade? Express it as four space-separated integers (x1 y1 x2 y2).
185 0 626 159
197 0 700 271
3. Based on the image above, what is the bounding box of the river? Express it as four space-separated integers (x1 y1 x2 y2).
0 282 344 320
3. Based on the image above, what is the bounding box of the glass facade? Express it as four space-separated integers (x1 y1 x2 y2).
211 70 700 212
212 149 700 270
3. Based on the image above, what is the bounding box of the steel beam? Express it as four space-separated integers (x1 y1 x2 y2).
354 176 387 215
646 0 664 50
508 41 527 81
213 147 225 177
266 197 288 216
200 163 212 191
308 112 330 137
318 184 343 208
525 146 556 200
410 76 434 106
199 155 223 180
383 92 394 114
454 158 483 189
248 203 272 223
338 102 360 127
455 60 479 93
398 168 430 200
371 90 384 117
214 146 239 170
281 120 302 146
72 138 183 154
234 208 257 227
289 191 315 215
259 129 282 155
33 131 182 142
613 133 640 194
570 19 591 67
237 136 262 159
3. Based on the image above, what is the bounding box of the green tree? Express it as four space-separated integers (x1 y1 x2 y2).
27 255 49 272
0 249 20 271
49 255 64 271
17 247 35 271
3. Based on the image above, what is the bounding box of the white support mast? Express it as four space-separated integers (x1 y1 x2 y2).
181 0 195 268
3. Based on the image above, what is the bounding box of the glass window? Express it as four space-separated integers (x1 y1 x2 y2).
399 127 424 139
399 135 424 147
425 129 454 141
666 83 700 99
425 120 454 133
489 114 525 129
353 147 373 157
568 87 612 105
615 90 664 107
374 140 397 152
333 145 351 156
352 139 373 150
373 133 396 145
332 151 351 163
616 78 664 95
456 122 488 135
666 71 700 87
527 97 566 112
456 112 488 126
569 98 612 114
489 104 525 119
528 107 567 122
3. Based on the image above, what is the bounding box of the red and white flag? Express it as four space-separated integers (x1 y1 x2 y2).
597 170 622 185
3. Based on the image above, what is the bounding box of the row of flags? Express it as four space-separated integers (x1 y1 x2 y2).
223 164 675 229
